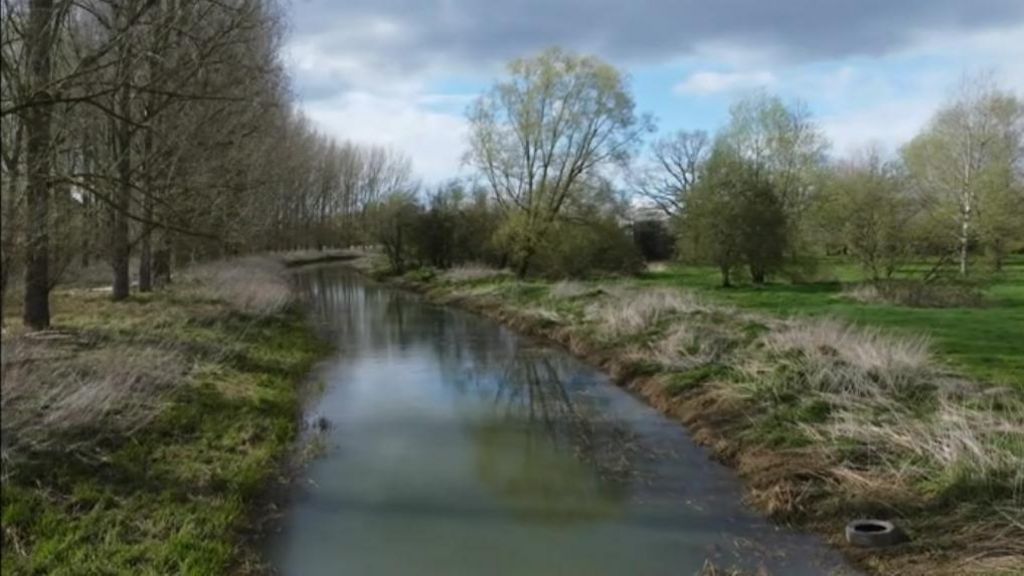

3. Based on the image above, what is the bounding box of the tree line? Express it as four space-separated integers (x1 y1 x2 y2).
1 0 414 329
660 81 1023 287
3 32 1022 330
369 50 1022 289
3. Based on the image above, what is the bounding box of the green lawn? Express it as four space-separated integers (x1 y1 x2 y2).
636 258 1024 388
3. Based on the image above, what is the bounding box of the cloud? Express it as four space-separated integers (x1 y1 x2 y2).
675 70 776 95
299 92 470 185
820 100 939 157
283 1 1024 179
287 0 1024 85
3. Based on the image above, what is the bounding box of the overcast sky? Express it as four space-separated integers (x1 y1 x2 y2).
284 0 1024 183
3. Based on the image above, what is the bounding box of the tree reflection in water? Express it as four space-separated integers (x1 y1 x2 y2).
461 346 639 524
300 265 639 524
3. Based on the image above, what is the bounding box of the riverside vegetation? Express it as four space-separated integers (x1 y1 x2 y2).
3 11 1023 574
0 257 325 575
362 256 1024 576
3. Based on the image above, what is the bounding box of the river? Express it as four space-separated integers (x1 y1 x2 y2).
267 264 856 576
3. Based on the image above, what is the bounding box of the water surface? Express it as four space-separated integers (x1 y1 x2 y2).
268 265 856 576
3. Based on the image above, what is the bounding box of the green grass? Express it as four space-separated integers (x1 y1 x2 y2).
636 257 1024 388
1 289 325 575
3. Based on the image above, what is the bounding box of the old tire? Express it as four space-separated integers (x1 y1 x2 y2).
845 520 906 547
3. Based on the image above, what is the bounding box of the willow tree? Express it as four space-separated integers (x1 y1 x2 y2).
466 48 649 277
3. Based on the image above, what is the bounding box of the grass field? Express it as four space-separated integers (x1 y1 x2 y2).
637 258 1024 388
0 259 325 575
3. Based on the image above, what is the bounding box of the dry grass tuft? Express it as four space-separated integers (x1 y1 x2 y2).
186 256 293 316
758 318 1024 507
587 288 705 338
762 318 932 397
549 280 591 299
1 336 187 471
818 396 1024 497
439 264 512 283
655 322 736 370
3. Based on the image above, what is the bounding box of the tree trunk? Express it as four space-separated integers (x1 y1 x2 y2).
516 245 535 279
138 194 152 292
138 122 154 293
153 236 171 288
750 264 766 285
1 127 23 327
22 0 55 330
111 43 132 301
720 265 731 288
958 207 970 277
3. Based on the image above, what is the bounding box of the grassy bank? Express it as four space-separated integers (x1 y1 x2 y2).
1 258 325 575
640 258 1024 388
377 262 1023 576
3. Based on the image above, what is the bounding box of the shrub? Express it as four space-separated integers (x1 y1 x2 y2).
843 280 985 308
532 218 644 279
631 219 676 261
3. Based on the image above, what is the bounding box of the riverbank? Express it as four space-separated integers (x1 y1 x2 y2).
0 258 326 575
364 261 1023 576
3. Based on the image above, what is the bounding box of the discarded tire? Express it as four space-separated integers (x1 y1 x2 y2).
845 519 906 547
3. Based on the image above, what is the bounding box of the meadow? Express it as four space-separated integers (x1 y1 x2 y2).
638 257 1024 388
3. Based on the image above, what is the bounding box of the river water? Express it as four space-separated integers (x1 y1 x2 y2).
267 265 856 576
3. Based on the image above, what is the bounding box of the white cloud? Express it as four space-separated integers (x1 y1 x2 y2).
300 92 469 184
819 99 938 158
674 70 776 95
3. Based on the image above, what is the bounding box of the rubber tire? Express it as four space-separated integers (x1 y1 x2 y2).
845 519 906 547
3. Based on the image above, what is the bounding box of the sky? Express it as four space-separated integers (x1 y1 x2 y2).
284 0 1024 183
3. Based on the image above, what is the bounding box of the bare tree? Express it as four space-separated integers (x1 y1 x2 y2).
629 129 709 217
21 0 57 328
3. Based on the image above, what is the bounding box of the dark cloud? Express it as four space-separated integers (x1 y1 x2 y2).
289 0 1024 73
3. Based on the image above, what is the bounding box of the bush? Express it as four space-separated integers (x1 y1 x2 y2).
844 280 986 308
532 218 644 279
631 219 675 261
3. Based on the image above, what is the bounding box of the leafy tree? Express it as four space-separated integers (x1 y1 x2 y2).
679 146 787 286
369 192 421 274
718 92 827 271
819 149 917 281
466 47 650 277
903 77 1023 276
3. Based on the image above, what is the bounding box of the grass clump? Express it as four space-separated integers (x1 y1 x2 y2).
185 256 295 317
0 259 324 575
585 288 704 340
665 364 733 396
438 264 513 284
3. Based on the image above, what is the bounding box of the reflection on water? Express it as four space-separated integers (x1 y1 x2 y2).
465 350 634 525
269 266 857 576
